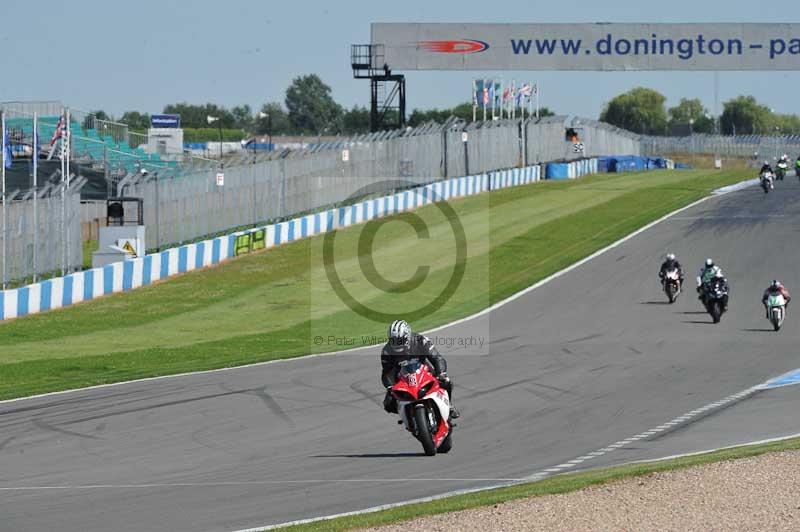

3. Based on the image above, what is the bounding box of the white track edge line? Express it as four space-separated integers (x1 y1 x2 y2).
0 180 752 407
237 430 800 532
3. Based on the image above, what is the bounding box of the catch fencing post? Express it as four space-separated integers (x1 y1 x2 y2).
462 131 469 176
64 108 72 272
1 111 5 289
154 171 160 251
251 144 257 227
32 112 38 282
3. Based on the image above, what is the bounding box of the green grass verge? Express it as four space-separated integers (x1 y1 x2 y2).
278 436 800 531
82 240 98 269
0 169 751 400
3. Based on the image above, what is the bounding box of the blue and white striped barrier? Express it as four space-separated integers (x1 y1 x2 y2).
1 161 600 321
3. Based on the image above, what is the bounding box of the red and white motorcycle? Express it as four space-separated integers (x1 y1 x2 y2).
663 268 682 303
391 358 453 456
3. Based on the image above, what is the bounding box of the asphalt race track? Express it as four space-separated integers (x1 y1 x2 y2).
2 179 800 532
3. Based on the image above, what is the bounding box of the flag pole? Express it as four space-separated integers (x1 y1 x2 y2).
65 108 71 273
482 79 487 122
529 82 534 119
1 111 6 289
60 108 66 275
472 79 477 123
535 82 540 120
500 79 504 119
33 112 38 282
489 79 494 121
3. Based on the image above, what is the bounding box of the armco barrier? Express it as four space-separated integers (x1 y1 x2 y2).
1 164 553 320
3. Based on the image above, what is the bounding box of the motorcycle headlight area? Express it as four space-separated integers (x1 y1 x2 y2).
393 390 416 401
419 382 434 397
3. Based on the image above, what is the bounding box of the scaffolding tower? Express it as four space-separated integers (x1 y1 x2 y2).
351 44 406 132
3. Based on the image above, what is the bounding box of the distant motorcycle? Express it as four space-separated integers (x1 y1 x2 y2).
760 170 775 193
391 358 453 456
703 283 729 324
662 268 682 303
766 293 787 331
776 161 788 180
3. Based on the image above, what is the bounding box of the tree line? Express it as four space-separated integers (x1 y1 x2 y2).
600 87 800 136
94 75 797 139
92 74 554 140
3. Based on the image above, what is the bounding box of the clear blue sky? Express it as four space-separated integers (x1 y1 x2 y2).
2 0 797 119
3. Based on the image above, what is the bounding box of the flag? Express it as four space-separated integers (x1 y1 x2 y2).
3 125 11 170
502 86 510 102
486 80 494 106
494 80 502 107
482 82 489 108
475 79 484 106
47 114 66 160
532 82 539 95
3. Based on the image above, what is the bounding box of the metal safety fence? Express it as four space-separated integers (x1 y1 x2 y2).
640 134 800 160
123 116 643 250
0 108 644 282
1 182 84 287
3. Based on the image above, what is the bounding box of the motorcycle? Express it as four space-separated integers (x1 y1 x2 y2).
760 170 775 194
702 282 729 324
796 163 800 181
766 293 787 331
391 358 453 456
663 268 682 303
776 161 788 180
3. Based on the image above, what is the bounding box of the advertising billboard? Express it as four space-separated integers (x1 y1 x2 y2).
371 23 800 70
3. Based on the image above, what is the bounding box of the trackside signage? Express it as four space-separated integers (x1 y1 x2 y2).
371 23 800 70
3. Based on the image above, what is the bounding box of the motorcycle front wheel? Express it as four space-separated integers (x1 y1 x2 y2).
710 302 722 323
666 284 677 303
414 405 437 456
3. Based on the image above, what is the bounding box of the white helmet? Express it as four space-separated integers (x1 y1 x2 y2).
705 258 714 268
665 253 676 261
388 320 411 353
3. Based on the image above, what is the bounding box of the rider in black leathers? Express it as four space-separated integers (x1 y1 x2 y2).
381 320 459 419
705 271 730 311
760 161 774 175
658 253 684 286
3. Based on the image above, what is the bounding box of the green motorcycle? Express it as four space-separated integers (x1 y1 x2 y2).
767 293 787 331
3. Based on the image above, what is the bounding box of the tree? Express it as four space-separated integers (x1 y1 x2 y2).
120 111 151 131
772 113 800 135
342 105 370 134
599 87 667 135
85 110 111 130
285 74 343 134
667 98 714 134
162 103 236 129
231 104 253 131
537 106 556 119
255 102 292 135
720 96 772 135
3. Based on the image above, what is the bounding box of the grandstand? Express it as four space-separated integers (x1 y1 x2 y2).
1 103 219 199
4 113 175 173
